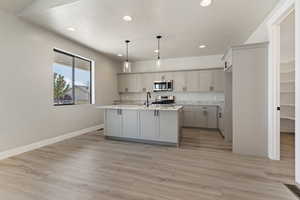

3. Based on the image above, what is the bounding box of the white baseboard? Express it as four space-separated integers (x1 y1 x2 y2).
0 124 104 160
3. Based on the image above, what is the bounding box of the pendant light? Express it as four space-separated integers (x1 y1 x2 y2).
156 35 162 67
123 40 132 72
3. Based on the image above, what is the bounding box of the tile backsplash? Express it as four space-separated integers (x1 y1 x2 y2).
119 92 224 104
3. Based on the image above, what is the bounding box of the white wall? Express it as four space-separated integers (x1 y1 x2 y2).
245 0 288 44
131 55 223 73
281 11 295 62
0 10 120 152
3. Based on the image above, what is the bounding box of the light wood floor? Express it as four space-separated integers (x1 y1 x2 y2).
0 128 296 200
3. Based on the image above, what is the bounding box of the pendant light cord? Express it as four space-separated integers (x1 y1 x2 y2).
125 40 130 62
157 36 162 60
158 38 160 59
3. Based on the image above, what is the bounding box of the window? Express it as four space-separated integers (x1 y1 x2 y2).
53 49 92 105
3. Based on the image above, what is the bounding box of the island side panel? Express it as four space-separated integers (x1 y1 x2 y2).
158 110 179 143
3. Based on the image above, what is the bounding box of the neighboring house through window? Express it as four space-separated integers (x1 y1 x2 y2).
53 49 93 105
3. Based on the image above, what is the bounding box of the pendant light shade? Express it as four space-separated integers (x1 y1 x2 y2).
156 35 162 67
123 40 132 73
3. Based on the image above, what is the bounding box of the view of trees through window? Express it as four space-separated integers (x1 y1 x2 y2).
53 49 92 105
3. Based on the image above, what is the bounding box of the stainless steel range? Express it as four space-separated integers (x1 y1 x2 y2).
152 95 175 105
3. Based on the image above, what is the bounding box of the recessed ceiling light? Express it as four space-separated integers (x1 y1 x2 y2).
67 27 76 32
199 45 207 49
117 53 123 57
154 49 159 53
200 0 212 7
123 16 132 22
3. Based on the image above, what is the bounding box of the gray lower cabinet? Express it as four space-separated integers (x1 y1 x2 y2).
139 110 159 141
183 106 218 129
212 71 225 92
105 109 180 144
122 110 139 139
183 106 208 128
105 109 122 137
207 107 218 129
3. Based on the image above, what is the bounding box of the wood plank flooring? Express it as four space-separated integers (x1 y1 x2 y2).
0 128 296 200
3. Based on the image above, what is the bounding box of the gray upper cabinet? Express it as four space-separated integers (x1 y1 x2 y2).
118 69 224 93
186 71 200 92
155 72 173 81
199 71 213 92
118 75 126 93
137 73 154 92
212 70 225 92
173 71 187 92
186 70 213 92
118 74 138 93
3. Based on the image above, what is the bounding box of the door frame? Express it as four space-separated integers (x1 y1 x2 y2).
268 0 300 183
267 0 295 161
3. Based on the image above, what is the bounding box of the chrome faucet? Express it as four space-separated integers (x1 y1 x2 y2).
145 92 151 107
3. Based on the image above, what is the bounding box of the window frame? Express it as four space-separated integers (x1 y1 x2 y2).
53 48 93 106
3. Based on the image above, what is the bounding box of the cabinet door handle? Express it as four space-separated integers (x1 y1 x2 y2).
219 113 222 118
156 110 159 116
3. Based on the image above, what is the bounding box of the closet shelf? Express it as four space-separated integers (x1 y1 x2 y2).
280 70 295 74
280 91 295 94
281 60 295 65
280 80 295 84
281 104 295 107
281 116 295 121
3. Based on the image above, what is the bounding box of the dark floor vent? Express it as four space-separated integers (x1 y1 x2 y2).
285 184 300 199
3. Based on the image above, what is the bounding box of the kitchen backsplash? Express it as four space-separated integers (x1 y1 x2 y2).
119 92 224 104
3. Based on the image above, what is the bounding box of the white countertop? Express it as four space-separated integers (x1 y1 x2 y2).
97 105 183 111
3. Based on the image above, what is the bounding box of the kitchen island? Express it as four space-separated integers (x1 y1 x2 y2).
97 105 183 146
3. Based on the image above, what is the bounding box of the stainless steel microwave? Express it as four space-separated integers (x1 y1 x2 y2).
153 80 173 92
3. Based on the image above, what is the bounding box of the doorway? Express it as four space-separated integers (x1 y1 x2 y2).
279 11 296 181
268 0 300 184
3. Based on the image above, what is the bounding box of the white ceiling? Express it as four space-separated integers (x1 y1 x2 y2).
0 0 34 14
2 0 279 61
280 11 295 62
